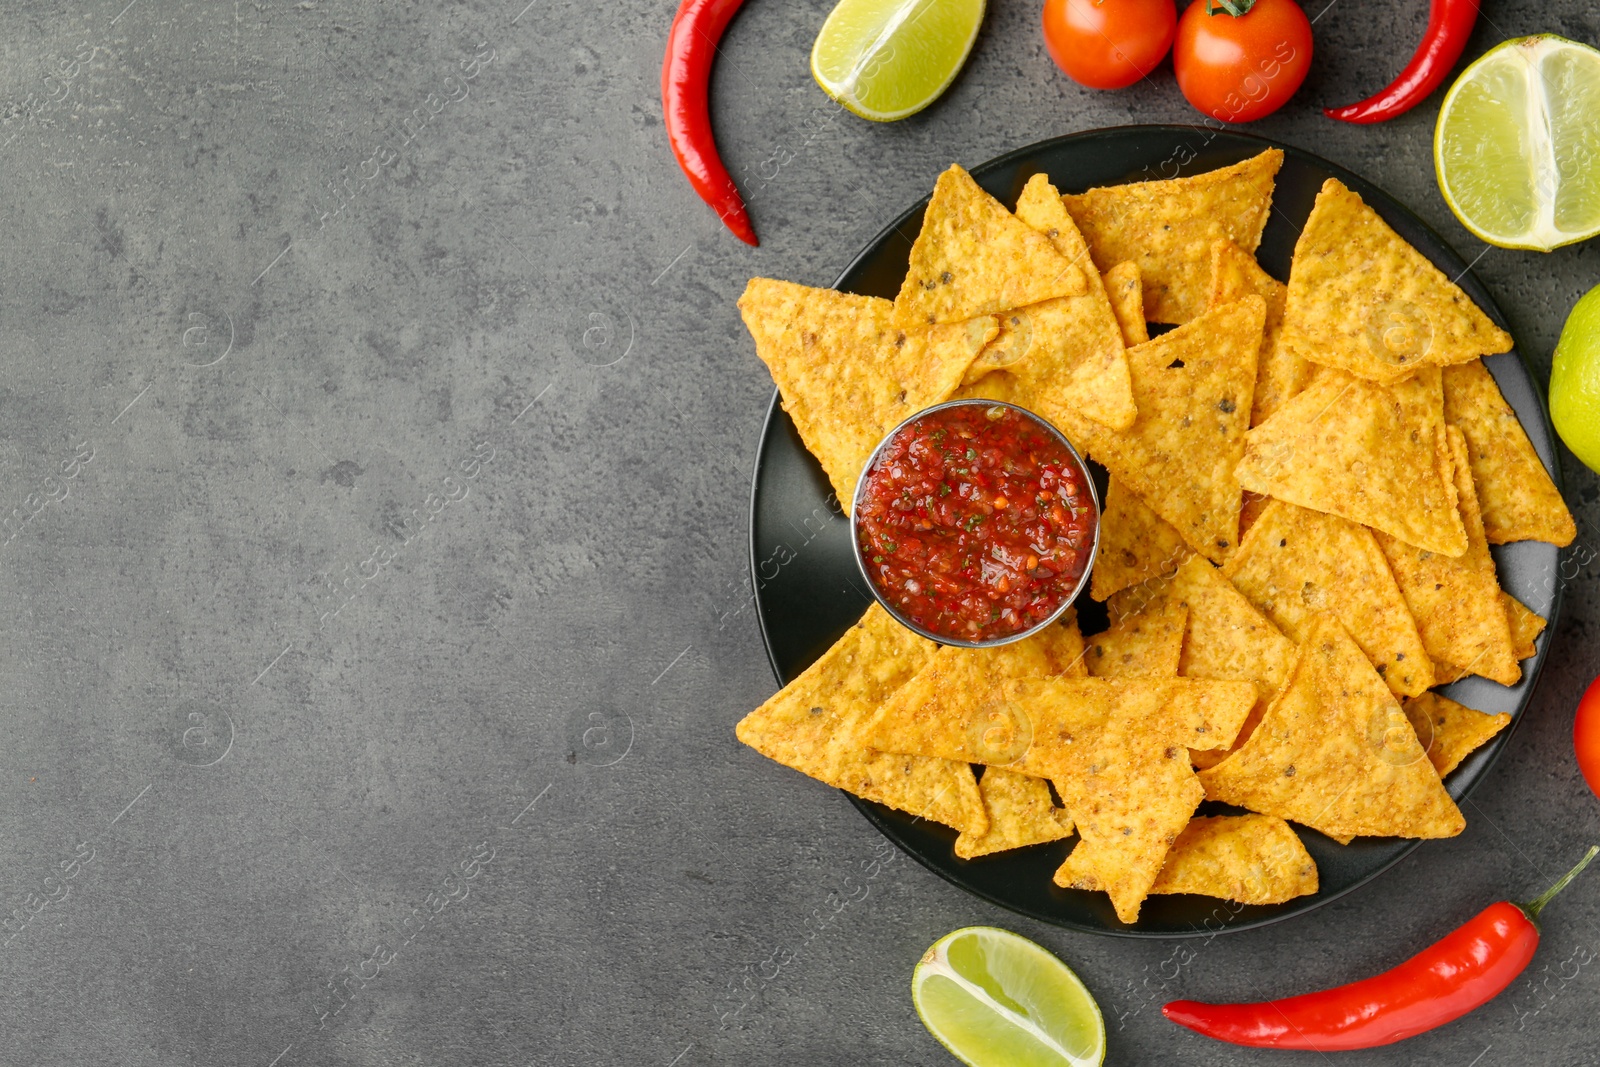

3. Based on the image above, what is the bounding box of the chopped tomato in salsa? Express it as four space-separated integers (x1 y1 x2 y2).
855 403 1096 643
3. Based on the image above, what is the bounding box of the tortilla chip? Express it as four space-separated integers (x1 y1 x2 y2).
735 604 986 833
1443 359 1576 546
863 669 1254 779
1056 297 1264 564
1104 261 1148 345
1223 499 1434 697
1235 366 1469 557
1062 149 1282 324
1057 814 1318 905
1278 178 1513 384
1505 594 1546 661
1158 555 1297 769
1198 615 1465 840
894 165 1086 328
1402 691 1513 778
740 279 997 505
1375 427 1518 686
1238 490 1270 541
954 768 1075 859
960 174 1137 431
1089 479 1193 603
1207 238 1303 426
1085 602 1187 678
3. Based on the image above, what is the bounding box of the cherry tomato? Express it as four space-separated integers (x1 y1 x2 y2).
1042 0 1177 90
1173 0 1313 123
1575 674 1600 798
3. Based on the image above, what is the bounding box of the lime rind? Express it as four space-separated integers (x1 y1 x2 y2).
810 0 986 122
1435 34 1600 252
912 926 1106 1067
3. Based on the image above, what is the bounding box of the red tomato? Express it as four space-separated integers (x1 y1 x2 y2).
1173 0 1313 123
1576 675 1600 798
1042 0 1177 90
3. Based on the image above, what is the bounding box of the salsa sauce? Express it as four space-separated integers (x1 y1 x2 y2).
854 402 1096 644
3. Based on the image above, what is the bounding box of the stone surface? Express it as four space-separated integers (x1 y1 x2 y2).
0 0 1597 1063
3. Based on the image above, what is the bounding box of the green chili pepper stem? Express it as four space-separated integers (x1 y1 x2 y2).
1524 845 1600 923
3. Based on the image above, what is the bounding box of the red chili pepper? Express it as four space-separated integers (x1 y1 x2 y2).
1323 0 1479 123
661 0 758 245
1164 845 1599 1050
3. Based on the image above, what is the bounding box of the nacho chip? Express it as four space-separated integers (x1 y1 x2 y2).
1089 479 1193 603
1278 178 1513 384
1056 297 1264 564
1223 499 1434 696
1443 359 1576 546
960 174 1138 431
1104 261 1148 345
954 768 1075 859
1085 602 1187 678
1402 691 1513 778
1062 149 1283 324
735 604 986 833
1207 238 1303 426
1056 814 1317 905
740 279 997 505
1235 366 1469 557
1198 614 1465 840
1375 427 1518 685
1163 555 1296 769
894 165 1087 328
1505 594 1546 661
1238 489 1270 541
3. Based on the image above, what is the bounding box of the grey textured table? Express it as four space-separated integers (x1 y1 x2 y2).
2 1 1599 1064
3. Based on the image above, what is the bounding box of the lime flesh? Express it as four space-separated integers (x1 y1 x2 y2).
1551 283 1600 474
911 926 1105 1067
810 0 986 122
1435 35 1600 251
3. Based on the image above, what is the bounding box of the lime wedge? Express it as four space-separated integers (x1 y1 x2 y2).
811 0 986 123
1435 35 1600 251
911 926 1105 1067
1551 283 1600 473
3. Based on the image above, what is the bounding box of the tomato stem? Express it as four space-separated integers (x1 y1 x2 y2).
1205 0 1257 15
1524 845 1600 923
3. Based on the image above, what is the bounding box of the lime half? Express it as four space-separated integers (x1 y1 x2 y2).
811 0 986 122
912 926 1105 1067
1435 34 1600 251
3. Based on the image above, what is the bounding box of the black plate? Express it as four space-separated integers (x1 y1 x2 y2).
748 126 1564 936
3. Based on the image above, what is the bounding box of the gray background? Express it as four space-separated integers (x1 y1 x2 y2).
1 0 1598 1064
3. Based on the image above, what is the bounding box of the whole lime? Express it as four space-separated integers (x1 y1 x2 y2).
1551 284 1600 475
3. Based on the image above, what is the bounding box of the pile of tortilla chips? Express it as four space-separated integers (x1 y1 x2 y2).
734 153 1573 925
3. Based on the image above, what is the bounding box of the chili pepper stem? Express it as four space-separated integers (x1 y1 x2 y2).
1522 845 1600 925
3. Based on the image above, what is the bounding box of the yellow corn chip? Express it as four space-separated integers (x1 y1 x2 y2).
961 174 1137 431
894 165 1086 328
1223 499 1434 697
1086 602 1187 678
954 768 1075 859
1235 366 1468 557
1376 427 1519 685
1036 609 1091 677
1238 490 1270 542
1056 297 1264 564
1402 692 1512 779
740 279 997 506
1199 614 1465 840
1057 814 1318 905
1207 238 1304 426
1278 178 1513 384
1443 359 1576 546
1104 261 1148 345
863 671 1255 781
1062 149 1282 324
735 604 986 833
1162 555 1296 769
1505 594 1546 661
1089 479 1193 603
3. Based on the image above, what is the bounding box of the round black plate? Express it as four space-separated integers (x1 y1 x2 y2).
747 126 1564 936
